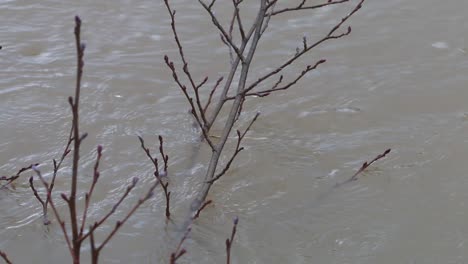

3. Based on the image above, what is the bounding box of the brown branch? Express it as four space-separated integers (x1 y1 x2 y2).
182 2 268 238
163 0 209 127
32 166 75 261
203 76 224 113
245 59 326 97
192 199 213 220
79 145 103 237
1 163 39 189
208 112 259 184
89 228 98 264
45 124 74 213
67 15 86 263
349 148 391 182
232 0 246 41
226 217 239 264
79 177 143 243
268 0 350 16
138 136 171 219
245 0 364 94
170 227 191 264
261 0 276 34
29 176 50 225
0 250 12 264
30 124 74 225
204 12 259 131
89 180 158 263
198 0 245 63
164 55 216 151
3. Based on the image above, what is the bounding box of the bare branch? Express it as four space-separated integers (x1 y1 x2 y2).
208 0 216 9
170 227 191 264
90 180 158 261
245 0 364 94
208 112 260 184
0 250 12 264
192 200 213 220
163 0 209 126
269 0 350 16
226 217 239 264
68 16 86 261
79 177 145 243
232 0 246 41
349 148 391 182
205 15 259 130
203 76 224 113
79 145 103 237
158 136 169 174
32 166 75 260
198 0 246 63
1 163 39 189
164 55 216 150
29 176 50 225
245 59 326 97
138 136 171 219
332 148 391 188
261 0 276 34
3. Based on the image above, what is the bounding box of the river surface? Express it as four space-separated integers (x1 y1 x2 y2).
2 0 468 263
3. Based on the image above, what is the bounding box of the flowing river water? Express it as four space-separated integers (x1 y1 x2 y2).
2 0 468 263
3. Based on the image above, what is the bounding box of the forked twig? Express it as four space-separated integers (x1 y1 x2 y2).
244 0 364 95
192 199 213 220
208 113 259 184
226 217 239 264
170 227 191 264
88 180 158 263
349 148 391 182
138 135 171 219
32 166 74 259
164 55 216 151
199 0 246 63
268 0 350 16
79 145 103 237
1 163 39 189
203 76 224 113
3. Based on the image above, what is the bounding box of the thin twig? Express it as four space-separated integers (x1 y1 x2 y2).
96 182 157 251
199 0 245 63
192 200 213 220
233 0 246 41
164 55 216 151
79 145 103 237
1 163 39 189
89 180 158 262
32 166 75 260
269 0 349 16
138 136 171 219
226 217 239 264
208 113 260 184
244 59 326 98
0 250 12 264
79 177 145 243
163 0 209 127
245 0 364 94
170 227 191 264
261 0 276 34
29 176 50 225
203 76 224 113
349 148 391 182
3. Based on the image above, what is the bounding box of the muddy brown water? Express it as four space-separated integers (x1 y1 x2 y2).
2 0 468 263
